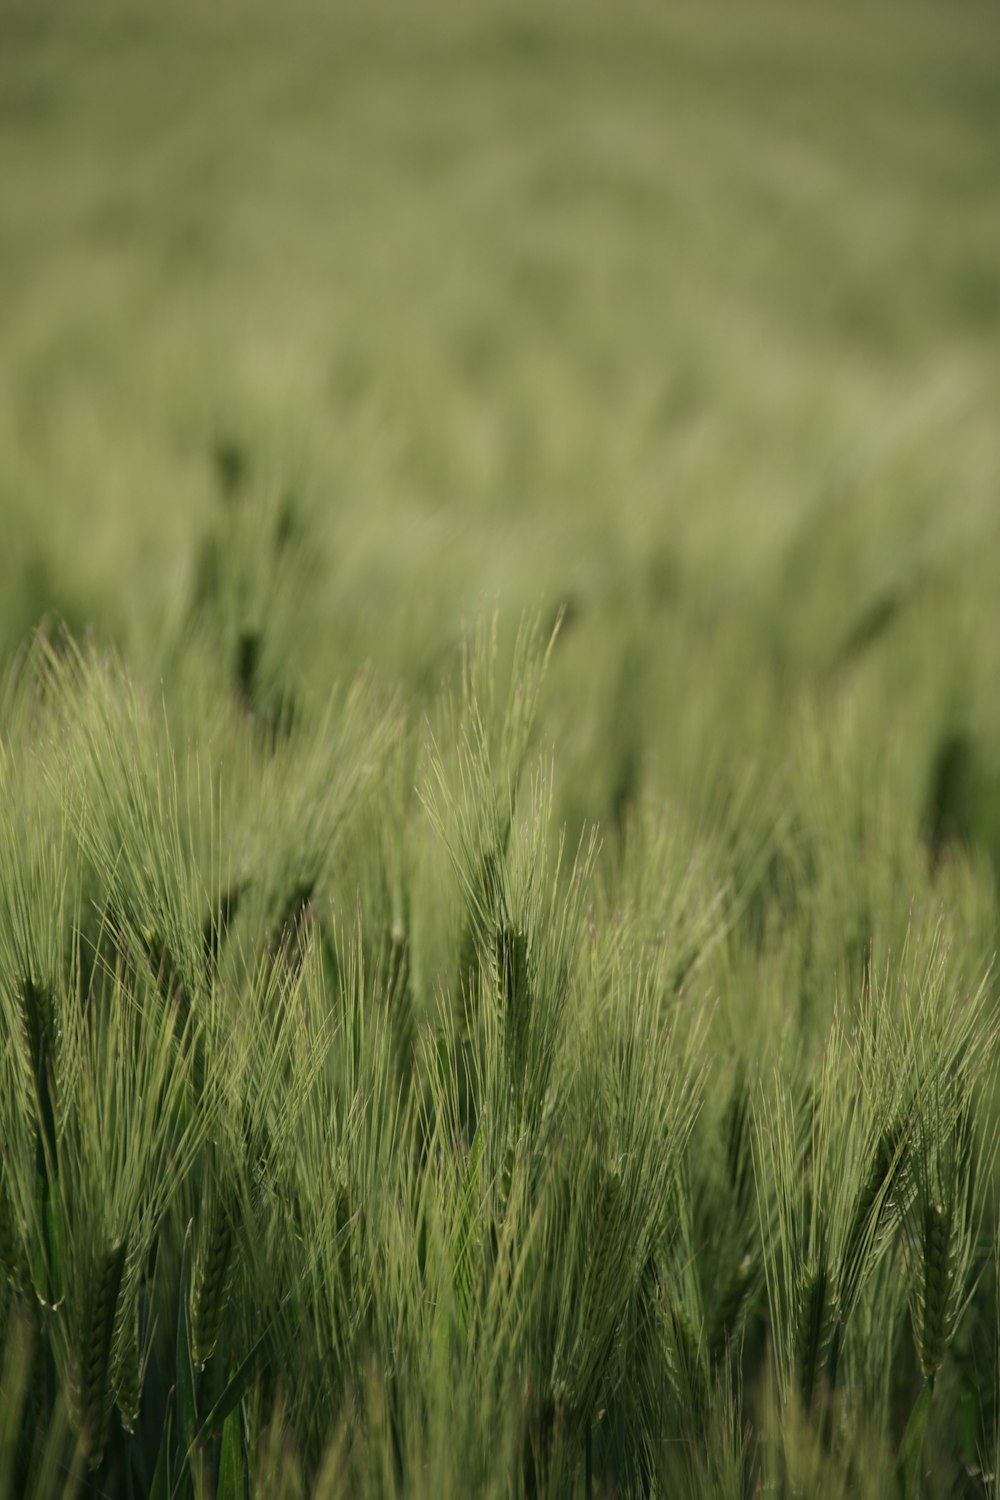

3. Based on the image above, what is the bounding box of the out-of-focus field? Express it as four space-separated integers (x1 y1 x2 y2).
3 4 1000 1497
2 1 999 742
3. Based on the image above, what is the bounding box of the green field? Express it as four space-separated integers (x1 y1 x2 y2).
2 2 1000 1495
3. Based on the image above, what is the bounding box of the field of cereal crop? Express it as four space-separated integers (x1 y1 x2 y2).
2 2 1000 1494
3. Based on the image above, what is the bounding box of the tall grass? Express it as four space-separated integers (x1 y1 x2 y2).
3 2 1000 1493
1 599 998 1499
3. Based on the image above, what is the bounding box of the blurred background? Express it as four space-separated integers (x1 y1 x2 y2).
2 0 999 842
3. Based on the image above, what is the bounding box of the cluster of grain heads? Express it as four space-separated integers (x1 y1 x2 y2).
4 589 1000 1498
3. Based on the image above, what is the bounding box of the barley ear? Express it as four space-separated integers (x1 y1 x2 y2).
114 1294 142 1433
917 1201 953 1381
710 1252 755 1364
667 1296 708 1418
794 1259 836 1411
192 1191 236 1370
841 1119 908 1318
69 1238 128 1468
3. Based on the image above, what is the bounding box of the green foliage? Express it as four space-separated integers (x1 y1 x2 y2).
1 606 998 1498
3 1 1000 1495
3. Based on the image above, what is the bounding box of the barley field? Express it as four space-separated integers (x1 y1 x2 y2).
2 2 1000 1496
